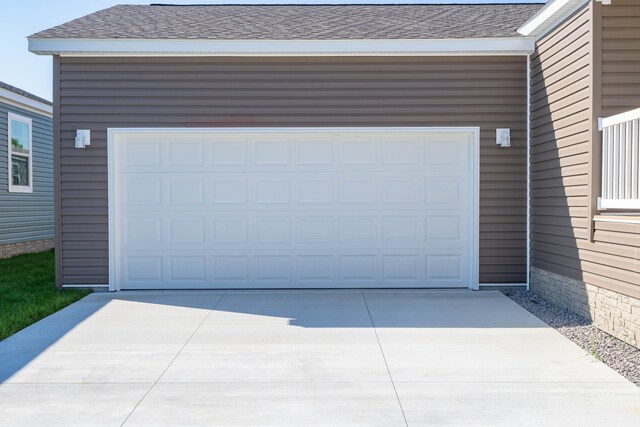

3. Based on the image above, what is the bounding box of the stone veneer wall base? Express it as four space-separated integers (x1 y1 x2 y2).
0 239 55 259
530 266 640 349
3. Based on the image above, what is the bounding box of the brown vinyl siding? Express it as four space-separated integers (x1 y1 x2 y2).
600 0 640 117
592 0 640 299
57 56 527 286
530 1 640 300
530 4 592 288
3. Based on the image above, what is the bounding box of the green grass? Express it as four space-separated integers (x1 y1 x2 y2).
0 250 90 341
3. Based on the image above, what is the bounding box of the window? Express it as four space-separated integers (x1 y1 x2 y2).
8 113 33 193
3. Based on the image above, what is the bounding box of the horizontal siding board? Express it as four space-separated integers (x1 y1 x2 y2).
59 56 527 286
594 221 640 234
593 230 640 248
531 134 590 156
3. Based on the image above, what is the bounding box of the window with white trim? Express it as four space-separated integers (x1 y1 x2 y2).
8 113 33 193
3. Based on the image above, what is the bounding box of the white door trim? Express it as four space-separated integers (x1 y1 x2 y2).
107 126 480 291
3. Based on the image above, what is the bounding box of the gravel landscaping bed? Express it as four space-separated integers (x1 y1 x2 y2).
501 288 640 387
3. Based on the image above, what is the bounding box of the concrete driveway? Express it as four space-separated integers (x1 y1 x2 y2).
1 290 639 426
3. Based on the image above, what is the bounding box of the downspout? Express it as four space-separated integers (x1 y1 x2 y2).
526 54 532 291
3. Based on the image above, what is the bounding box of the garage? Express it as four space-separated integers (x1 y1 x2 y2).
108 128 478 290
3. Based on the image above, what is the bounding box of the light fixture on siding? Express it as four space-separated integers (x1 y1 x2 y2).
75 130 91 148
496 128 511 148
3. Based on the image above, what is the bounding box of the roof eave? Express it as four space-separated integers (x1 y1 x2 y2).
0 87 53 117
517 0 590 38
28 37 536 57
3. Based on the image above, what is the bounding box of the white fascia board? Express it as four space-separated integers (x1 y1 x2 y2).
518 0 589 38
28 37 535 57
0 87 52 117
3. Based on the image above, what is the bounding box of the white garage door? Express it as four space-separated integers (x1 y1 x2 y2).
109 128 478 290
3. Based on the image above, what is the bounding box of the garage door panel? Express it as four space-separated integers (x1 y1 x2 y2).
118 249 470 289
113 129 475 289
122 212 468 250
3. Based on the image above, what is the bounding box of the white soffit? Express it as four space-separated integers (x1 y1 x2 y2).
0 87 52 117
28 37 535 57
518 0 591 38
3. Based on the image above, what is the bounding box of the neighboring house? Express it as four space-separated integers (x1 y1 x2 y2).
27 0 640 347
0 82 54 258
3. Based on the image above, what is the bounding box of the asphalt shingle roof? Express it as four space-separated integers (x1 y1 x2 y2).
30 3 544 40
0 81 52 106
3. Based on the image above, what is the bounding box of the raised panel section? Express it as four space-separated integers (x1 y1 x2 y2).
424 137 467 169
297 255 334 281
382 216 419 242
123 179 161 206
298 141 333 165
168 218 205 244
126 256 162 281
383 140 420 165
169 256 206 281
211 180 247 204
255 255 292 281
211 141 247 165
383 178 419 204
340 216 377 243
168 180 204 205
339 139 375 165
425 177 464 204
122 140 161 167
212 218 248 243
382 255 419 281
426 255 465 283
168 140 204 166
124 218 161 244
256 218 291 243
340 178 376 203
212 256 249 282
255 179 290 204
297 217 333 243
297 180 333 204
255 140 290 165
340 255 377 281
426 216 464 245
